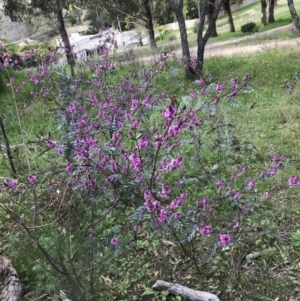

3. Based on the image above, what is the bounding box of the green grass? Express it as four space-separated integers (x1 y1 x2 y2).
117 0 300 59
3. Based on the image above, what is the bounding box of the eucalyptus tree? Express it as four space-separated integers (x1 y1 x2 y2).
166 0 195 79
166 0 222 78
223 0 235 32
287 0 300 31
268 0 276 23
196 0 223 71
261 0 268 25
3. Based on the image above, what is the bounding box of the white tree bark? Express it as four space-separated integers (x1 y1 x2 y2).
0 255 23 301
152 280 221 301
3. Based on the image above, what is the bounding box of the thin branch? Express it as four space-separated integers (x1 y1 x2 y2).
0 116 17 178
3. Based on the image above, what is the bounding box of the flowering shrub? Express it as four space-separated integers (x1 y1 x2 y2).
0 42 290 299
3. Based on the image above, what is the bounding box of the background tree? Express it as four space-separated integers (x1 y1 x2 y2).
261 0 268 25
153 0 175 25
207 0 218 36
185 0 198 19
166 0 196 79
196 0 223 71
94 0 157 49
268 0 276 23
287 0 300 31
223 0 235 32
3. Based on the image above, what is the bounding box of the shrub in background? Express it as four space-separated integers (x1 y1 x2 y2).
241 22 259 33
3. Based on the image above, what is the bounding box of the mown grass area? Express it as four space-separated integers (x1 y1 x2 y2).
1 43 300 300
124 0 300 59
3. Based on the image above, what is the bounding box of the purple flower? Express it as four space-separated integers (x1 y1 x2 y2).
241 204 248 213
134 225 140 231
234 192 242 200
57 149 64 156
88 179 96 188
216 82 223 94
161 183 171 197
213 97 220 105
229 90 237 98
189 90 196 100
197 77 205 86
247 180 256 191
263 191 271 198
131 98 138 111
47 140 58 148
231 79 238 89
168 155 183 171
201 87 207 95
241 165 248 173
288 176 300 187
220 234 231 245
22 52 28 62
162 104 176 120
3 178 18 193
3 178 12 187
88 229 96 238
137 136 149 149
111 237 119 245
217 178 226 191
200 226 213 236
28 174 37 184
131 119 140 129
65 163 73 172
225 187 233 197
129 153 142 171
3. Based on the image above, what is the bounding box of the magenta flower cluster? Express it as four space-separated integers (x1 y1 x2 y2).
0 43 292 257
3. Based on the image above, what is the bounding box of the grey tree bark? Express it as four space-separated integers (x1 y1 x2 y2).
207 0 218 36
268 0 276 23
196 0 223 72
153 280 221 301
223 0 235 32
166 0 196 80
56 0 75 77
261 0 268 25
142 0 157 49
0 255 23 301
287 0 300 31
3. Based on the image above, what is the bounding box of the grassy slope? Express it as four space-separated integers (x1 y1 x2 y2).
129 0 300 57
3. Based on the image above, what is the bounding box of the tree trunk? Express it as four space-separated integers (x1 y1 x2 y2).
0 255 23 301
142 0 157 49
207 0 218 37
287 0 300 31
56 0 75 77
153 280 221 301
261 0 268 25
167 0 196 80
268 0 276 23
196 0 223 72
223 0 235 32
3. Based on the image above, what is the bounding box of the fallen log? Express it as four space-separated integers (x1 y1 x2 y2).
152 280 220 301
0 254 23 301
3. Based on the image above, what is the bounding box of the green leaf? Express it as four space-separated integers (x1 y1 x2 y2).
141 288 157 296
161 290 169 296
